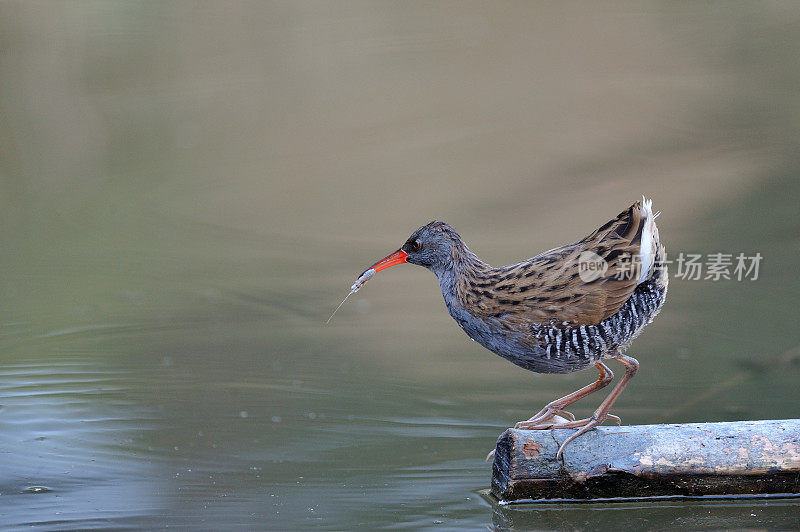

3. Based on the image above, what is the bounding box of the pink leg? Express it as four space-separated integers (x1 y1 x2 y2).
551 354 639 460
515 361 615 430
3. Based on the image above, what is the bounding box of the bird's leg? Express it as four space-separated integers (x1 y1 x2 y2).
514 361 614 430
486 361 616 462
551 354 639 460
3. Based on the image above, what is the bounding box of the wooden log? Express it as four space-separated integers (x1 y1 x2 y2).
491 419 800 502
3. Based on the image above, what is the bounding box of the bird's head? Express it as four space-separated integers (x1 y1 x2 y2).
360 221 465 279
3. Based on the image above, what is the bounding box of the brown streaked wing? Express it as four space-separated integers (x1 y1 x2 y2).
459 201 649 327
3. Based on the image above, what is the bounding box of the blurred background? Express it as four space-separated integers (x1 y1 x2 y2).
1 2 799 529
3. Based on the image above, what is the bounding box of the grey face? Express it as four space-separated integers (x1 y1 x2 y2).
400 221 458 272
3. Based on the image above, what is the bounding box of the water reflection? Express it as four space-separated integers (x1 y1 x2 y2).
491 498 800 530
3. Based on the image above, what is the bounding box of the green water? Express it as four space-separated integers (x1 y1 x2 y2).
1 2 799 529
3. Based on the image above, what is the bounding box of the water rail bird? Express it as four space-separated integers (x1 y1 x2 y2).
350 197 668 459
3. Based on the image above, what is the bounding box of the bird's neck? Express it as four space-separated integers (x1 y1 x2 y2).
434 246 490 310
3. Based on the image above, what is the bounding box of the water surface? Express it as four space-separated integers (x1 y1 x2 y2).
1 2 799 529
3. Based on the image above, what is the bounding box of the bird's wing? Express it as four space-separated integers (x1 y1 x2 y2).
458 200 660 327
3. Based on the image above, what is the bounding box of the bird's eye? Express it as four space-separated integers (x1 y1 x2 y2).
408 239 422 252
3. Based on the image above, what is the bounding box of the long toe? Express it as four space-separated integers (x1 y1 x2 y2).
545 411 620 430
515 420 556 430
515 414 573 430
515 409 575 429
554 412 620 460
553 409 576 421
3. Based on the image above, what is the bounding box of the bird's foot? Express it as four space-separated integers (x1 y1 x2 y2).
485 411 571 461
514 408 575 430
486 413 620 461
486 412 618 461
487 412 573 461
552 412 621 460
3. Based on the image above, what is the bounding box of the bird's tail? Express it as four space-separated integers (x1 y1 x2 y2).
639 196 668 288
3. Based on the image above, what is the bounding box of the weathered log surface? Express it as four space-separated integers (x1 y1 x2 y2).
491 419 800 502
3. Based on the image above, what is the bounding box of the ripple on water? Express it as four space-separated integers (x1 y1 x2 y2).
0 359 167 527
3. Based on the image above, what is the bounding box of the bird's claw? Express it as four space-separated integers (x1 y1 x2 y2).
514 408 575 430
515 420 555 430
557 410 577 422
553 412 622 460
509 411 622 460
515 411 574 430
